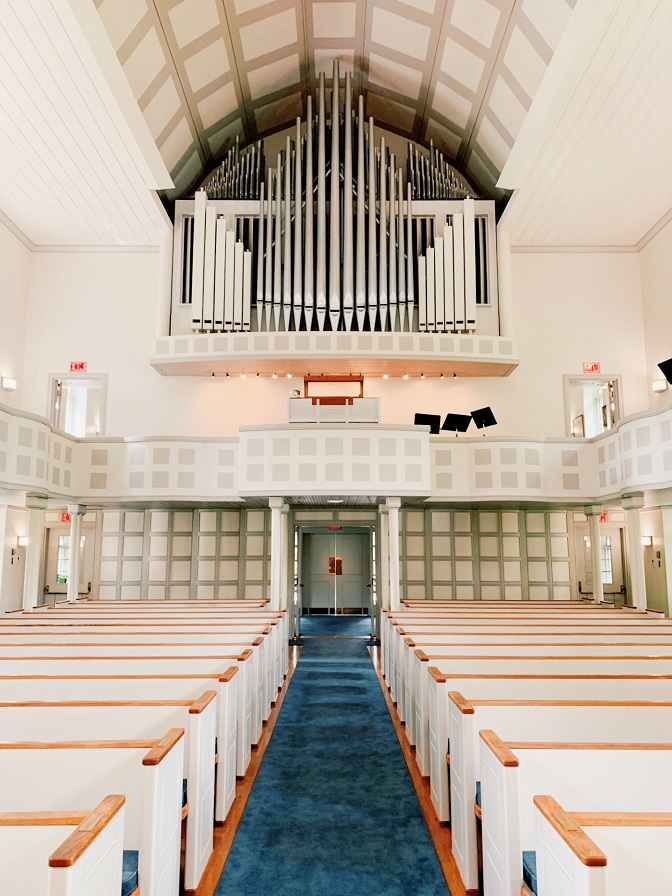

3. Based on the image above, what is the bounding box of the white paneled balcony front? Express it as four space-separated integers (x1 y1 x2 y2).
2 401 672 506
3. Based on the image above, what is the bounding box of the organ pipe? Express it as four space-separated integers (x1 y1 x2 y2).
186 69 487 337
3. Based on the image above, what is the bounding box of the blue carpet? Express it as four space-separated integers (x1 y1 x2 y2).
215 619 449 896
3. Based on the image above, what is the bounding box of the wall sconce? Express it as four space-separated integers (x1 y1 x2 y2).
1 376 17 392
641 535 653 547
17 536 29 548
652 379 668 393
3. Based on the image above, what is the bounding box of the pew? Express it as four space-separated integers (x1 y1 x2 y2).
0 730 185 896
0 672 239 819
413 652 672 776
532 796 672 896
0 694 218 891
446 696 672 892
0 651 256 774
0 795 126 896
479 733 672 896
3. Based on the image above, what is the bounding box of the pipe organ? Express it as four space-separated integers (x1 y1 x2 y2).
171 61 499 340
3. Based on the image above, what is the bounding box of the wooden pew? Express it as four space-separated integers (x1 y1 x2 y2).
0 673 238 821
413 652 672 776
0 730 185 896
446 696 672 892
532 796 672 896
479 734 672 896
0 694 218 891
0 795 126 896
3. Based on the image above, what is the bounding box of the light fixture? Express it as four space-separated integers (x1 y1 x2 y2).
653 378 668 393
641 535 653 547
272 373 278 379
453 373 457 379
440 373 444 380
327 499 343 504
211 372 215 378
383 373 388 380
240 373 246 379
17 536 28 548
1 376 16 392
256 372 260 378
402 373 409 380
287 372 293 379
420 372 425 380
225 372 229 378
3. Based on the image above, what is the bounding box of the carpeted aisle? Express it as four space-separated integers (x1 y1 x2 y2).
215 615 449 896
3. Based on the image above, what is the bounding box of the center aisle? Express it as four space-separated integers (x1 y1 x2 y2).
215 615 450 896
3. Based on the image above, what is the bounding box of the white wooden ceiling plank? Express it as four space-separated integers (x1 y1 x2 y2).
0 68 112 243
0 68 101 244
0 35 124 243
507 0 664 245
532 3 672 245
0 119 85 244
9 0 153 244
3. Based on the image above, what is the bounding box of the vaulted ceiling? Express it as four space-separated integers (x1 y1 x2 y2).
94 0 576 200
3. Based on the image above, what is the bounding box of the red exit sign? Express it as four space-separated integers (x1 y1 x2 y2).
70 361 86 372
599 512 608 524
61 512 71 524
583 361 600 374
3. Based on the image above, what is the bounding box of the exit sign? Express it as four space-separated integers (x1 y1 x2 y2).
599 512 608 523
61 512 71 523
583 361 600 374
70 361 86 372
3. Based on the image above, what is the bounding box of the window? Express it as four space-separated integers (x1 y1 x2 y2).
56 535 69 584
600 535 613 585
564 376 621 438
49 375 107 437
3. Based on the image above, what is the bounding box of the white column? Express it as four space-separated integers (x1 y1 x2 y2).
584 504 604 604
66 504 85 603
660 507 672 617
496 227 514 338
387 497 401 613
379 505 390 611
623 494 647 610
280 504 289 611
22 496 48 611
269 497 285 612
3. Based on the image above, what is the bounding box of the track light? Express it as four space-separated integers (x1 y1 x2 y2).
383 373 388 380
420 372 425 380
440 373 444 380
287 372 293 379
272 373 277 379
240 373 246 379
402 373 409 380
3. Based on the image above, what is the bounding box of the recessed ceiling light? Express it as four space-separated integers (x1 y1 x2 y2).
327 499 343 504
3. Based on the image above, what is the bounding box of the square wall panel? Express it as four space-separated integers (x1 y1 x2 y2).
219 559 239 580
171 560 191 581
502 536 520 558
526 537 547 558
246 535 265 556
198 560 216 580
246 559 264 580
406 584 426 599
406 559 426 581
123 536 144 557
172 535 192 557
404 511 425 533
405 535 426 557
432 535 451 557
173 511 193 533
122 560 142 581
480 560 501 582
454 535 472 556
103 511 121 533
431 511 451 532
481 584 502 600
149 536 168 557
455 560 473 580
220 535 240 556
454 512 472 532
124 512 144 533
199 535 217 557
480 536 500 557
150 511 169 532
501 511 519 533
433 584 453 600
432 559 452 580
455 583 474 599
148 560 167 581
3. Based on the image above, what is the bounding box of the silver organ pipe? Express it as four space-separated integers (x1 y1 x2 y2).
355 94 366 331
342 70 354 333
388 153 397 332
367 117 377 329
316 72 327 332
304 95 314 331
283 136 292 331
273 155 282 331
293 117 302 331
182 73 490 338
378 138 387 331
329 60 341 330
397 169 406 333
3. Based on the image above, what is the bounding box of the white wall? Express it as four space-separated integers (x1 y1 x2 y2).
0 220 30 410
19 247 649 440
639 218 672 411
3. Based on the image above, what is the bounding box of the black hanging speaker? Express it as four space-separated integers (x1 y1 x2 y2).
658 358 672 384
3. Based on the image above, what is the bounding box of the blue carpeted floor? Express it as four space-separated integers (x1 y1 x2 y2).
215 615 449 896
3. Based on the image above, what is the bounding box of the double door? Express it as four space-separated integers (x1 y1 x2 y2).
301 532 371 614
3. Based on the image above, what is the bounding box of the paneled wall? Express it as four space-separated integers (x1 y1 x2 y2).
96 508 270 600
400 508 574 601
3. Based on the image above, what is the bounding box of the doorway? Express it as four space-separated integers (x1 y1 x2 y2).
574 523 627 605
300 530 371 615
49 375 106 437
564 376 621 438
41 524 95 605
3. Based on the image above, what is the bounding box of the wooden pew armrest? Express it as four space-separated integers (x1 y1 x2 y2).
49 795 125 867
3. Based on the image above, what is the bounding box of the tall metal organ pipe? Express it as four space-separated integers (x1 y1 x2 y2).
329 59 341 330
